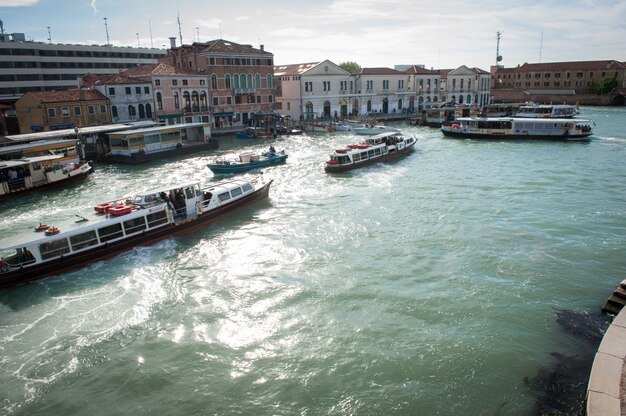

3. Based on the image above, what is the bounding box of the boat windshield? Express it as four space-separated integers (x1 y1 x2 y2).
0 247 36 270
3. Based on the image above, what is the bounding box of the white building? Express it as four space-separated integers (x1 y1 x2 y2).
441 65 491 107
0 32 165 104
79 73 155 123
274 60 491 119
275 60 353 120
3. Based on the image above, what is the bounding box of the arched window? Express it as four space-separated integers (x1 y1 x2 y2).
233 74 240 88
433 96 438 102
192 91 199 111
128 105 136 117
174 92 180 109
367 100 372 112
200 91 207 110
266 74 273 89
211 74 218 89
255 73 261 88
458 95 464 104
451 95 456 104
398 99 403 110
145 103 152 118
240 74 246 88
418 96 424 104
111 105 118 118
138 104 145 119
426 96 431 103
467 95 471 104
247 74 253 89
225 74 231 89
183 91 191 111
156 92 162 110
305 102 314 119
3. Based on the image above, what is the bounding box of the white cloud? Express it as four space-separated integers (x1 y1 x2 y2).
0 0 39 6
90 0 97 13
196 18 222 29
235 16 250 22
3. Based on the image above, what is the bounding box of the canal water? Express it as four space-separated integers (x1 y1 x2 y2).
1 107 625 415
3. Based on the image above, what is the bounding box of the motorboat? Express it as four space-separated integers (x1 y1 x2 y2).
207 150 288 174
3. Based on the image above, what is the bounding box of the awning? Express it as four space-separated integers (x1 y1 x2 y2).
213 112 234 117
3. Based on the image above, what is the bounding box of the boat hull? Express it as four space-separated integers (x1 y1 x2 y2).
0 163 94 200
0 180 272 288
208 155 288 174
441 129 592 141
325 143 416 173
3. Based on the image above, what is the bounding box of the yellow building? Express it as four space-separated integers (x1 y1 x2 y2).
15 89 111 134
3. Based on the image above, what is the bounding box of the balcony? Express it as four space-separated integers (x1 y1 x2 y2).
233 88 256 94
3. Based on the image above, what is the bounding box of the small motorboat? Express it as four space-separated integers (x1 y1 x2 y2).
45 226 60 236
35 223 50 232
208 149 288 174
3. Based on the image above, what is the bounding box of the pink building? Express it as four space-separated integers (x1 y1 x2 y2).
163 39 275 127
124 62 210 125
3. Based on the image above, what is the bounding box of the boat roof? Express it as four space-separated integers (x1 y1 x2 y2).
0 154 64 168
110 122 206 137
4 122 159 143
457 117 591 123
369 131 403 140
0 139 77 156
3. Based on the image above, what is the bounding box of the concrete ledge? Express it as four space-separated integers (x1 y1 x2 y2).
586 307 626 416
587 391 620 416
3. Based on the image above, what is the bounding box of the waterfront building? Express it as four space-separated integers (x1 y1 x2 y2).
404 65 442 109
0 32 165 104
440 65 491 107
78 73 154 123
162 38 275 128
274 60 353 120
352 67 412 116
15 89 110 133
491 60 626 105
123 62 210 126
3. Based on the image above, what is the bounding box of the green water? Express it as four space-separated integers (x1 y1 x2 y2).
1 107 625 415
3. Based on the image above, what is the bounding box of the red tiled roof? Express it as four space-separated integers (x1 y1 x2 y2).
497 60 626 73
174 39 272 56
354 67 404 75
274 62 320 76
80 73 151 87
24 89 108 103
404 65 439 75
123 62 199 77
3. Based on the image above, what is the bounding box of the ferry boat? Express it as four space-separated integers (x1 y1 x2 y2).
0 177 272 288
207 149 288 174
352 124 401 135
441 117 593 141
1 139 93 199
514 103 579 118
235 127 276 139
325 132 417 173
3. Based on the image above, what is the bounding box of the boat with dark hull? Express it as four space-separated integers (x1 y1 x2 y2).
207 150 288 174
0 177 272 288
441 117 593 141
325 132 417 173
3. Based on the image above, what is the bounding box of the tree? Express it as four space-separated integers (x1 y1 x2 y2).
592 76 618 95
339 61 361 73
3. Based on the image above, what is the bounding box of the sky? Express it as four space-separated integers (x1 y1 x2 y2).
0 0 625 71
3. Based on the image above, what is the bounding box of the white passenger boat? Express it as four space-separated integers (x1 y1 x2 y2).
325 132 417 172
0 177 272 288
352 124 401 135
514 103 579 118
441 117 593 141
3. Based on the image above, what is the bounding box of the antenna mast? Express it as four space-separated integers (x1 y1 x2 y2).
495 31 503 67
539 31 543 63
103 17 110 45
177 12 183 45
47 26 52 43
149 20 154 48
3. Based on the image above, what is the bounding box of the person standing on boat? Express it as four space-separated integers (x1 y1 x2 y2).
268 145 276 155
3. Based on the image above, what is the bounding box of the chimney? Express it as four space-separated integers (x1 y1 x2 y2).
260 44 264 52
169 37 177 49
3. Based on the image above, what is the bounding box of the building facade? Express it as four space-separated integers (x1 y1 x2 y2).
79 73 155 123
0 32 165 104
15 89 111 133
275 60 492 120
123 62 210 125
163 39 275 127
491 60 626 104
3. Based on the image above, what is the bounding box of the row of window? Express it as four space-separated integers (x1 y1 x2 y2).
111 103 153 119
206 57 273 67
499 71 620 80
39 210 169 260
47 105 107 118
109 86 151 96
0 48 162 59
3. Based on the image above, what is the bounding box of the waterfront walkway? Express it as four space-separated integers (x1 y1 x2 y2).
586 307 626 415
